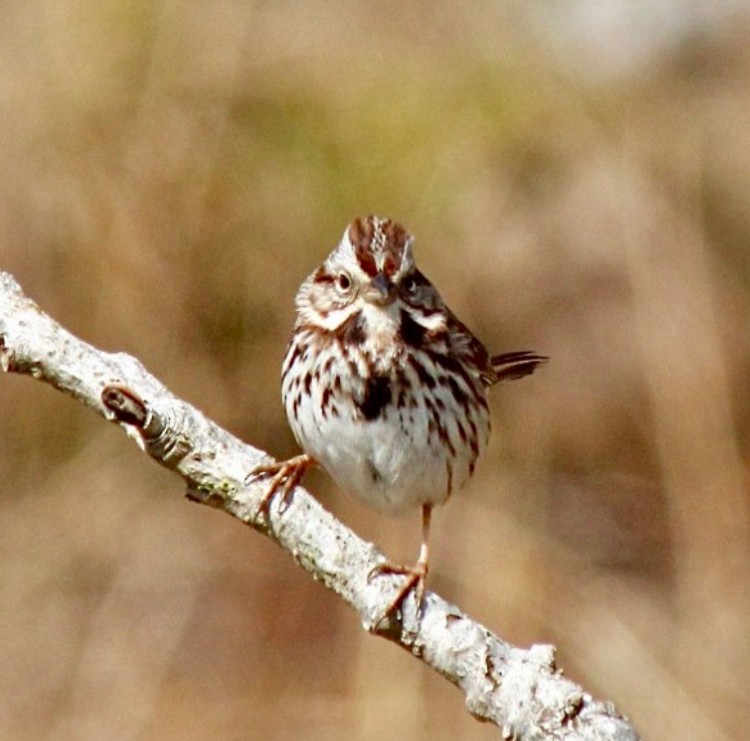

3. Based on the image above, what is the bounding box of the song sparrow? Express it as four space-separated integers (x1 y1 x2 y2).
251 216 546 617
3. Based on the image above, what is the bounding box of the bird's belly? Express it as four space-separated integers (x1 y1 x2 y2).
290 399 486 515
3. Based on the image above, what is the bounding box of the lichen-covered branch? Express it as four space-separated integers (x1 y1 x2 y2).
0 271 640 740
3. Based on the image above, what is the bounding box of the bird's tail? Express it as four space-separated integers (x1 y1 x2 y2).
490 350 548 384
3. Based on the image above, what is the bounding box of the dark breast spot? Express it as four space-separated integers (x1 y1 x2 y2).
408 354 436 390
366 457 384 483
357 375 392 420
321 385 332 412
447 376 469 409
395 367 410 408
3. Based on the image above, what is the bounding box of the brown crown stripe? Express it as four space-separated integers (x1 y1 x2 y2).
348 217 378 277
347 215 411 278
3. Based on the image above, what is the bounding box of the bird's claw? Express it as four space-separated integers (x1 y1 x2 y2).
245 454 313 519
368 559 429 625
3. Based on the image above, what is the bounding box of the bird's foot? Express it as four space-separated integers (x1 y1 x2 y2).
245 453 313 519
368 558 429 626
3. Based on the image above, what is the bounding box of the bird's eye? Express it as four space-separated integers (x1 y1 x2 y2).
402 275 417 293
337 273 352 292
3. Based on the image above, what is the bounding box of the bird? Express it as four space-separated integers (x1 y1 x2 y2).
249 215 546 618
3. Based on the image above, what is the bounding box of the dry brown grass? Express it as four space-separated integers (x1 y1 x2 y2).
2 3 750 739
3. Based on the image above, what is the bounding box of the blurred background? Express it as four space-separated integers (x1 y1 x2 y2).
1 1 750 739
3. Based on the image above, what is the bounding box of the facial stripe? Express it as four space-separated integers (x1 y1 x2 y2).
400 309 425 349
333 309 366 345
312 266 335 284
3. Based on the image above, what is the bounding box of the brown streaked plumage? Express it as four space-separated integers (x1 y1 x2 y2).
249 215 547 623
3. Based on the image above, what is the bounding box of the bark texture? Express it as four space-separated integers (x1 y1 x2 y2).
0 271 640 740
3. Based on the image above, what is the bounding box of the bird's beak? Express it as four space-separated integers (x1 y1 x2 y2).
366 272 396 306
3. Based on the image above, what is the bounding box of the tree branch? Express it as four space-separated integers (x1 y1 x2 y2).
0 271 640 740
